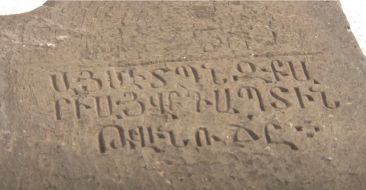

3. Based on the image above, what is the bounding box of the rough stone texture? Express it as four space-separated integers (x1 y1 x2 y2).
0 1 365 190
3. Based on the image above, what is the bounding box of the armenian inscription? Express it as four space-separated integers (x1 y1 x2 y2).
3 2 366 189
49 56 340 153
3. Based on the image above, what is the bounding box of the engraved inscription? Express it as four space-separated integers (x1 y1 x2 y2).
50 57 340 121
97 120 323 154
46 56 340 153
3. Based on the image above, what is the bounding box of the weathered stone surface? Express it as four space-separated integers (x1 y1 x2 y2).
0 1 365 190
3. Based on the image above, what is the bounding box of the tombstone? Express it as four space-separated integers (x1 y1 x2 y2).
0 1 365 190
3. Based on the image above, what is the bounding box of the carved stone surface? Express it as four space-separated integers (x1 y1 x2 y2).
0 1 365 190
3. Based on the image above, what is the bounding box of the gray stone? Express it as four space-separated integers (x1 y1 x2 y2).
0 1 365 189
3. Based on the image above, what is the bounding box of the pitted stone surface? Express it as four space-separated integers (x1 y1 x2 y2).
0 1 365 190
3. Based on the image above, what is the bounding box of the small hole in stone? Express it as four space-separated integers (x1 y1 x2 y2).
307 132 314 138
295 126 303 132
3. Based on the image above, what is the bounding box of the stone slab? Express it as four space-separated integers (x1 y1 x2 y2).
0 1 365 190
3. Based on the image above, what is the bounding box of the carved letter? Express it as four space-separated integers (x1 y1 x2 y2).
126 126 155 148
214 88 235 113
202 65 227 85
77 70 102 93
189 91 212 113
270 87 292 109
95 96 113 118
128 69 146 90
264 123 298 150
238 86 265 111
51 72 70 92
288 61 311 81
150 91 180 119
151 68 169 88
294 87 315 108
99 125 126 153
271 60 290 82
309 87 341 109
237 61 256 74
175 65 200 83
116 92 145 117
75 97 94 119
195 128 211 147
321 92 340 109
106 69 129 89
230 124 260 144
55 98 74 120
